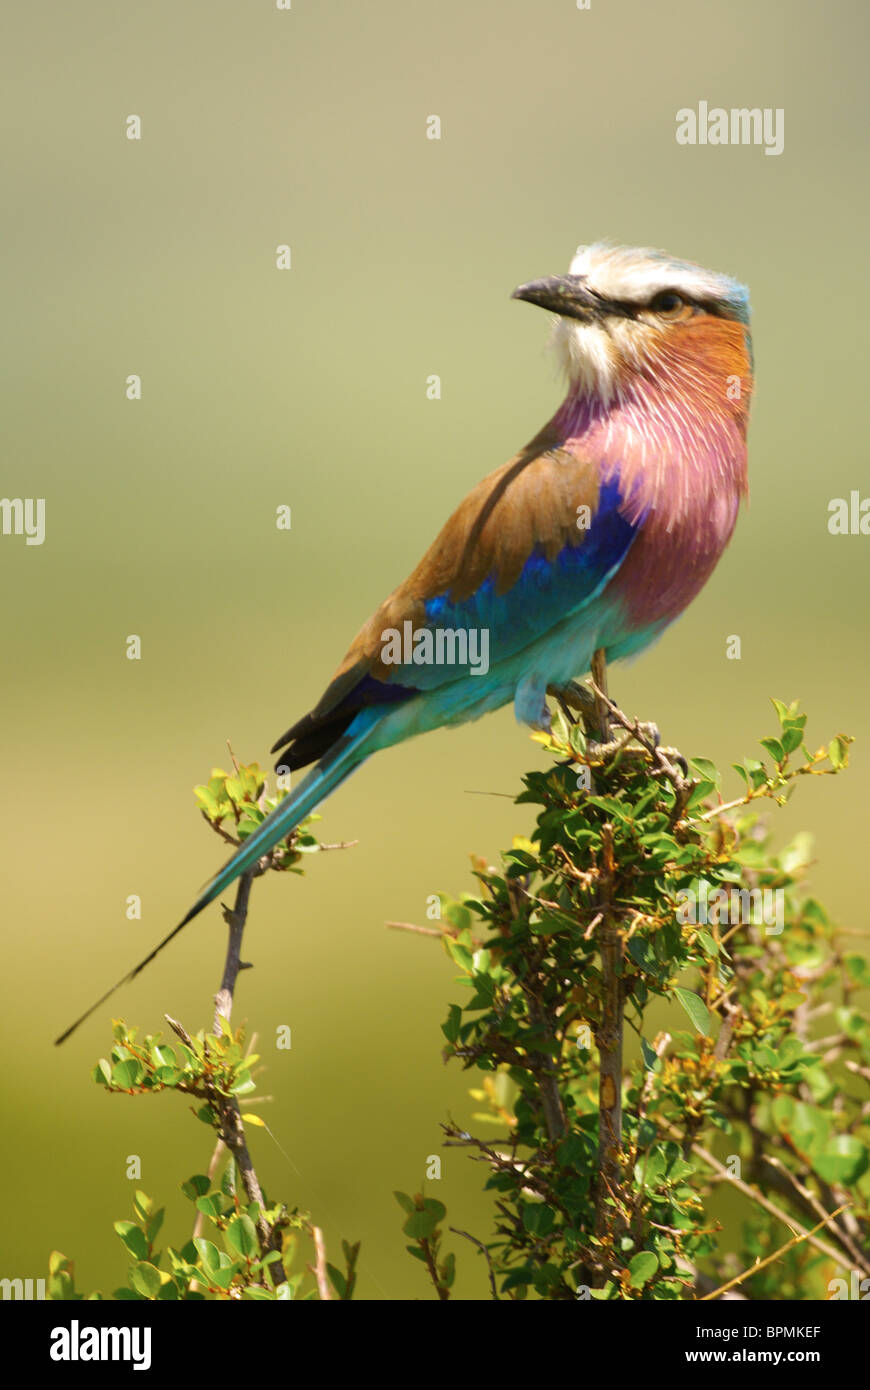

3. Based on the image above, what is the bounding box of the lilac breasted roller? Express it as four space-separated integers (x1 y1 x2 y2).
57 242 752 1042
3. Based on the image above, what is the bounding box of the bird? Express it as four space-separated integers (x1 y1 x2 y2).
55 242 752 1043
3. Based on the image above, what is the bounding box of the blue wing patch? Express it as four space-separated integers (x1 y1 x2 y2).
399 475 641 688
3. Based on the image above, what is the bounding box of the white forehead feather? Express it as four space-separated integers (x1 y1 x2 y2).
569 242 731 306
546 242 750 403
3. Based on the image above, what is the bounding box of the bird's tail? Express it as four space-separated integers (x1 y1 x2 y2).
181 712 380 923
54 712 381 1045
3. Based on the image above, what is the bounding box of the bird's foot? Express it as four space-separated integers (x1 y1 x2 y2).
660 747 690 777
548 679 613 747
585 731 636 763
546 680 596 718
584 734 689 779
635 720 660 748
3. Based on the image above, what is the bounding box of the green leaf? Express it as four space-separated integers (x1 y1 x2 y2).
844 954 870 987
550 705 570 745
686 780 716 809
144 1212 163 1245
193 1238 221 1273
742 758 767 790
231 1070 256 1096
628 938 657 973
697 930 719 958
403 1200 446 1239
181 1174 211 1201
812 1136 868 1186
445 939 474 972
773 1099 830 1154
760 737 784 764
113 1221 149 1261
194 785 223 819
672 988 713 1037
110 1058 142 1089
689 757 720 787
132 1192 153 1222
128 1262 162 1300
445 901 472 933
225 1214 259 1259
637 1119 658 1148
522 1203 554 1236
195 1194 224 1222
568 722 587 756
628 1250 659 1288
556 1134 586 1167
780 725 804 754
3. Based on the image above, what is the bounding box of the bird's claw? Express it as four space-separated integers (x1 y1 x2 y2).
635 720 661 748
660 747 689 776
546 680 596 716
585 735 630 762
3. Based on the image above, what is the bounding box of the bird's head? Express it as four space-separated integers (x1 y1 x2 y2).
513 243 752 409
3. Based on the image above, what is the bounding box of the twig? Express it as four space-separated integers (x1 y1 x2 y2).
420 1236 450 1300
505 880 566 1142
188 1135 227 1293
209 875 283 1268
309 1225 332 1301
677 1133 852 1267
527 991 567 1142
385 920 448 939
763 1155 870 1276
165 867 285 1284
699 1204 850 1300
590 647 611 743
442 1126 568 1216
192 1136 226 1245
595 822 624 1245
587 677 691 805
698 795 757 823
213 869 256 1032
449 1227 500 1300
167 1012 281 1273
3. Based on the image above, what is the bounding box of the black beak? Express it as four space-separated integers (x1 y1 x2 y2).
511 273 627 322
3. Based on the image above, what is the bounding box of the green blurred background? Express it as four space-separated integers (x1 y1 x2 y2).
2 0 867 1299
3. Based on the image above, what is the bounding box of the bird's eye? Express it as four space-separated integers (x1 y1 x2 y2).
649 291 688 318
